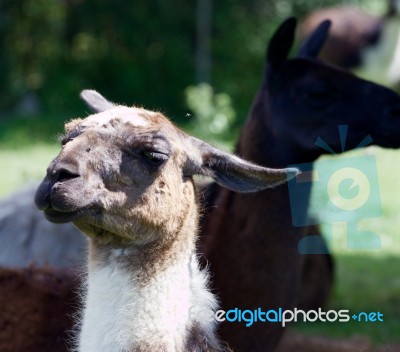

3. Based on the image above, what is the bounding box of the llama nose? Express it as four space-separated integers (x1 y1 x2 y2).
35 165 80 211
48 165 80 184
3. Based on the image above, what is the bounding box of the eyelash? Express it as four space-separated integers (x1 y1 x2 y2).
57 133 67 143
141 150 169 165
61 137 73 146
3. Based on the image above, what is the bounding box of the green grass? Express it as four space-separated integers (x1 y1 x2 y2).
310 147 400 255
0 111 74 196
0 143 59 197
292 147 400 344
294 254 400 345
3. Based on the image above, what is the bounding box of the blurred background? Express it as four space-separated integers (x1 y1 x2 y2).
1 0 399 346
0 0 389 192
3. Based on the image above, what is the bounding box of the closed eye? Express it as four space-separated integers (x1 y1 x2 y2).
57 133 71 146
61 137 73 146
302 88 335 109
141 150 169 165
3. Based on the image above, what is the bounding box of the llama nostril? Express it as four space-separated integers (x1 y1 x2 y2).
53 168 80 183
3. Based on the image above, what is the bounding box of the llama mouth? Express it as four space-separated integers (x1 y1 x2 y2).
44 208 82 224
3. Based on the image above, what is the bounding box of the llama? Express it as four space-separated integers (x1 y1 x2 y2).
300 0 400 87
6 16 400 351
200 18 400 351
34 90 297 352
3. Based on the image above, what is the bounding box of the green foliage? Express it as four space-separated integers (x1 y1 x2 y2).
1 0 196 120
0 0 385 129
185 83 236 144
0 112 70 148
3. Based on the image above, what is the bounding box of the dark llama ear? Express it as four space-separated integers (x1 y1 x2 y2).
267 17 297 68
187 137 299 193
297 19 331 58
80 90 115 113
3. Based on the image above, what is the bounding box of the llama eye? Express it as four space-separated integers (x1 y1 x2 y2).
301 87 334 109
305 89 331 101
141 151 168 165
61 137 73 146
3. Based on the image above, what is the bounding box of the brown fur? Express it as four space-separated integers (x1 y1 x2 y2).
86 182 199 286
0 267 79 352
276 330 372 352
184 323 233 352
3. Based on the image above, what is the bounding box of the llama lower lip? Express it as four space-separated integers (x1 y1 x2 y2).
44 208 82 224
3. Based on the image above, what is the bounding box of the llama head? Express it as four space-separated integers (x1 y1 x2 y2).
259 17 400 161
35 90 298 245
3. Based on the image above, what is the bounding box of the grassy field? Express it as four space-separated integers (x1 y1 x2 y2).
1 135 399 345
0 143 59 196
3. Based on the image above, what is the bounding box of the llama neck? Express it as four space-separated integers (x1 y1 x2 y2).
78 228 220 352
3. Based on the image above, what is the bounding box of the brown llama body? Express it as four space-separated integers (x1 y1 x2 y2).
0 267 79 352
201 18 400 351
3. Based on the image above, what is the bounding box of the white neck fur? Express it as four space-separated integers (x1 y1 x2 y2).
77 246 219 352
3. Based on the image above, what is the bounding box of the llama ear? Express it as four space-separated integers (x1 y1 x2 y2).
80 90 115 113
188 137 299 192
267 17 297 68
297 20 331 58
